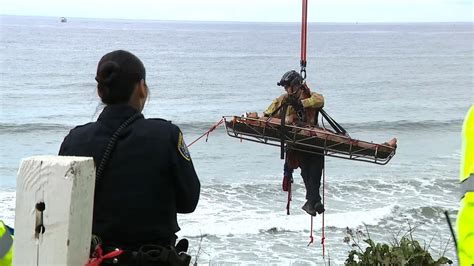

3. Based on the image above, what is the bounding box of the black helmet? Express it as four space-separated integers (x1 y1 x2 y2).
277 70 302 87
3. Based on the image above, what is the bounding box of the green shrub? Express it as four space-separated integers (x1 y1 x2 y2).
343 225 453 265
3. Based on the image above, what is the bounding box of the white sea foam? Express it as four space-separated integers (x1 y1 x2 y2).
0 190 16 227
178 204 394 237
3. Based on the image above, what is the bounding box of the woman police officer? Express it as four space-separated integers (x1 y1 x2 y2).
59 50 200 263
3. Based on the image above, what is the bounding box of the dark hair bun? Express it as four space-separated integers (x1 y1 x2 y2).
96 61 121 86
95 50 146 105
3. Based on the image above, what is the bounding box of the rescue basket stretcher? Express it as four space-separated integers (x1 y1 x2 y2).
223 116 396 165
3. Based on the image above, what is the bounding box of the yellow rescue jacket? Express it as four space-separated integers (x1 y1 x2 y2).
263 90 324 126
457 104 474 266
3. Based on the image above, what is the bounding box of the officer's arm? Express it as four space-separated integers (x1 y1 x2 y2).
301 92 324 109
263 95 285 117
171 127 201 213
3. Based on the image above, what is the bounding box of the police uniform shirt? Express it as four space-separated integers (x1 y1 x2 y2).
59 104 200 248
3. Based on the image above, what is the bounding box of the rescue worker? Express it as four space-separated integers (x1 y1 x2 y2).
59 50 200 265
263 70 325 216
457 104 474 266
0 220 13 266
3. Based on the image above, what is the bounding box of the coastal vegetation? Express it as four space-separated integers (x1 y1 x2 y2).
343 225 453 265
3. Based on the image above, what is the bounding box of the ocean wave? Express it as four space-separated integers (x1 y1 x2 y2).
0 122 72 134
176 120 227 134
4 118 458 136
378 205 457 233
177 118 463 135
337 119 463 132
178 204 394 238
397 205 456 220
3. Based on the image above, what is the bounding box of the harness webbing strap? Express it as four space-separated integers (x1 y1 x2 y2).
320 109 347 135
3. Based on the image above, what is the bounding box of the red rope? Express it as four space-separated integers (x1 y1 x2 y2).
307 216 314 246
187 118 224 147
286 179 292 215
300 0 308 63
321 166 326 257
308 167 326 253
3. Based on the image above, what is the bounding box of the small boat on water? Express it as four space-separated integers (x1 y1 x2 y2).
60 17 67 23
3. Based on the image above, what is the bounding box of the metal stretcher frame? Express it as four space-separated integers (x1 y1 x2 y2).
223 116 396 165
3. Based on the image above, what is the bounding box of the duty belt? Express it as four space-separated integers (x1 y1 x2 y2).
101 244 191 266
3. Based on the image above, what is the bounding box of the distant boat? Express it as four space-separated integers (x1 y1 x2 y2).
60 17 67 23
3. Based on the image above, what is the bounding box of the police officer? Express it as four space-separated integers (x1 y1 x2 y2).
59 50 200 263
0 220 13 266
263 70 325 216
457 104 474 266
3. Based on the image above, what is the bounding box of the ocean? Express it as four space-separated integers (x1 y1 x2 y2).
1 15 472 264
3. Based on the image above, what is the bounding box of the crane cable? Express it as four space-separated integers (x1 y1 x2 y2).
300 0 308 82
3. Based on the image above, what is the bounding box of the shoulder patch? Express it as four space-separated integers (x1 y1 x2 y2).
177 132 191 161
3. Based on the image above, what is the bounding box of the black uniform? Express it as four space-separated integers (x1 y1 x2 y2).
59 104 200 249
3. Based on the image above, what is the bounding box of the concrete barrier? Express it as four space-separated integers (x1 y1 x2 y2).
13 156 95 266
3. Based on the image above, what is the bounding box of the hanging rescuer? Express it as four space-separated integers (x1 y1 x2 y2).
264 70 325 217
457 104 474 266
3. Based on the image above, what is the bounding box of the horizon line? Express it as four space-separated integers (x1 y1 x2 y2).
1 14 473 24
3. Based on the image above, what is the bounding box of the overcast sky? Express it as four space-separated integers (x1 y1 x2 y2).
1 0 473 22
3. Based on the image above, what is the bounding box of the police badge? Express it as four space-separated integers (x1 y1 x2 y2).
177 132 191 161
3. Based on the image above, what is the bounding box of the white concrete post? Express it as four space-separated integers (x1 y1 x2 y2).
13 156 95 266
